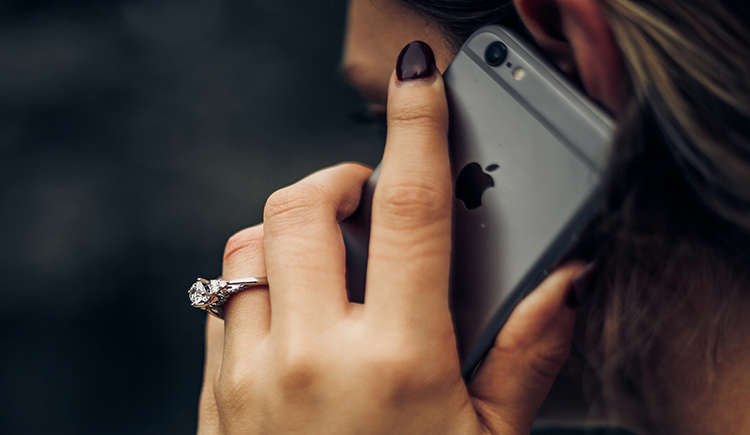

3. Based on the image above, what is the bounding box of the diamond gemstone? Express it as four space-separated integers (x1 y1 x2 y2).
189 281 212 307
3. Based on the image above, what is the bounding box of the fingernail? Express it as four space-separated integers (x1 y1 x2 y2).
396 41 437 82
566 262 597 309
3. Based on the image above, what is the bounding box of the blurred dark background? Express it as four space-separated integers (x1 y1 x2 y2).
0 0 383 433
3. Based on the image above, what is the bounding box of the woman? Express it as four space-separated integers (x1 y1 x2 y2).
196 0 750 434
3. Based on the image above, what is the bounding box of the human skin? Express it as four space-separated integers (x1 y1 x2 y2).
340 0 455 116
342 2 750 434
197 59 585 435
196 0 627 433
341 0 624 116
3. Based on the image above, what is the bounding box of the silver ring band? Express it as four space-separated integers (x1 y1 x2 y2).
189 277 269 319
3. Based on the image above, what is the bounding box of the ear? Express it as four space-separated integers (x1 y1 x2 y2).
513 0 626 115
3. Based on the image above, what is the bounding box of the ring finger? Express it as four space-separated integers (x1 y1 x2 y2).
221 224 271 351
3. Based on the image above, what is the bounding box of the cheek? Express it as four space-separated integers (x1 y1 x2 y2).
341 0 454 104
341 39 395 106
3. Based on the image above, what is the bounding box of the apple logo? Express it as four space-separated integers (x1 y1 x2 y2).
455 163 498 210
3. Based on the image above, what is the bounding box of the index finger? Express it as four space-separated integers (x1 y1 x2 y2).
365 42 453 332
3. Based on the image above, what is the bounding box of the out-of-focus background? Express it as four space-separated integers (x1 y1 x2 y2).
0 0 383 433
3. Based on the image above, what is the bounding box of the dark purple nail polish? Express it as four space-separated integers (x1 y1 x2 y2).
565 283 579 309
566 262 597 309
396 41 437 82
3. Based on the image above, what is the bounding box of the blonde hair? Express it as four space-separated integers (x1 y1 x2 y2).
583 0 750 433
601 0 750 230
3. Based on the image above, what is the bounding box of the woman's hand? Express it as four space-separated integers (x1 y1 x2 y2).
197 42 584 435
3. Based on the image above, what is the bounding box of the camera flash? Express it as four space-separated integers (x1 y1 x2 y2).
512 67 526 81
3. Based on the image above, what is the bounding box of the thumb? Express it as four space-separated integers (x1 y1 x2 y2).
468 263 589 435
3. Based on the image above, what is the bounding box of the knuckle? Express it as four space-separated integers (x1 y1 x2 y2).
494 328 530 355
263 183 329 227
215 362 253 406
388 99 447 132
496 328 572 380
379 350 422 383
223 226 264 263
375 180 450 228
527 342 571 380
274 342 324 393
278 361 318 394
335 161 371 174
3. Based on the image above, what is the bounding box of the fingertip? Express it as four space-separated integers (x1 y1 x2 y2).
385 66 448 141
385 41 448 138
522 262 588 317
395 41 438 83
566 261 597 309
387 41 445 99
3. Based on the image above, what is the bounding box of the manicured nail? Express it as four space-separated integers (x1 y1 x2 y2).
396 41 437 82
566 262 597 309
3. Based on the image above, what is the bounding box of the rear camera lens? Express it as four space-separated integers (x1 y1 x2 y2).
484 41 507 67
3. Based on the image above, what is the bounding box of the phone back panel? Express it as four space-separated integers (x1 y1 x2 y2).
444 26 613 377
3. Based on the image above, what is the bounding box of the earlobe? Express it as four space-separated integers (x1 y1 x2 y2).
514 0 575 76
513 0 626 115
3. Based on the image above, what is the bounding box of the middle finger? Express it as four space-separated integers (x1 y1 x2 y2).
263 163 372 333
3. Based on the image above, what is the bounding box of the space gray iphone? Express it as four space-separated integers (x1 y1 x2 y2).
341 25 613 379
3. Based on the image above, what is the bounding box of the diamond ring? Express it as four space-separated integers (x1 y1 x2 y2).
189 277 269 319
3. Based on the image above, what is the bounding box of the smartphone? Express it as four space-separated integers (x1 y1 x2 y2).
341 25 613 380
